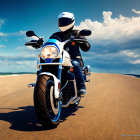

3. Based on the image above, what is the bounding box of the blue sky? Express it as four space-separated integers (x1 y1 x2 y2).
0 0 140 74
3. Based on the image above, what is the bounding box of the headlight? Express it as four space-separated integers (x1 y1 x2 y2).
41 46 58 59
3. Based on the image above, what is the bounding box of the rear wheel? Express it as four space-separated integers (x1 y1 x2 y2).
34 75 61 128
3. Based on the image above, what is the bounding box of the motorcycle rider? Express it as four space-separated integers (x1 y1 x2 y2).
49 12 91 96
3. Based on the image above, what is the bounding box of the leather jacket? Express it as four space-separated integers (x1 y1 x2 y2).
49 30 90 67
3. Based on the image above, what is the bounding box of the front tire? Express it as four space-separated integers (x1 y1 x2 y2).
34 75 61 128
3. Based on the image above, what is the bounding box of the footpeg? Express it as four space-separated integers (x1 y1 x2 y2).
28 83 36 88
85 79 90 82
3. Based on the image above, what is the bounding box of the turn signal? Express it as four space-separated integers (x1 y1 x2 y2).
58 83 61 92
70 67 74 72
72 42 76 45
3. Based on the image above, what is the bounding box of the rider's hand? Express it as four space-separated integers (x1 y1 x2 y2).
37 38 44 46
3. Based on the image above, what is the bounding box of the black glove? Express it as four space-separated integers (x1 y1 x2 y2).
25 38 43 49
37 38 44 46
79 41 90 52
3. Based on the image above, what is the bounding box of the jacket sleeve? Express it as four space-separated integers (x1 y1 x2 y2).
72 30 91 52
77 35 91 52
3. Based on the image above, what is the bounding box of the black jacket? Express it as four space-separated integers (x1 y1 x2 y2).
49 30 90 64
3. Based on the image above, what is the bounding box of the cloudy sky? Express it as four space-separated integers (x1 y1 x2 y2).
0 0 140 74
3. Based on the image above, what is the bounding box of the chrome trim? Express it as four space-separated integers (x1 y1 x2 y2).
60 80 68 93
75 56 81 59
82 65 91 75
28 83 36 88
71 97 81 104
38 63 63 65
61 80 78 107
37 55 40 69
87 65 91 75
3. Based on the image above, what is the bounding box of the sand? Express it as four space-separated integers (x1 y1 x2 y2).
0 73 140 140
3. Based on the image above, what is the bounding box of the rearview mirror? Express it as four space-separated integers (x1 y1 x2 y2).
79 29 92 36
26 31 37 37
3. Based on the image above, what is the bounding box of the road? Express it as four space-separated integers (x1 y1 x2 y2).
0 73 140 140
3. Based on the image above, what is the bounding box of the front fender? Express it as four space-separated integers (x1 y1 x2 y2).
39 72 60 99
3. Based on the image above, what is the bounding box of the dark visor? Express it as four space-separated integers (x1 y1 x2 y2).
58 17 74 27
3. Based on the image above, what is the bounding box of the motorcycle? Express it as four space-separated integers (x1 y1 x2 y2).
25 30 91 128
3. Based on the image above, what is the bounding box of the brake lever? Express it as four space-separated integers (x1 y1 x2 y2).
25 42 37 46
71 38 87 43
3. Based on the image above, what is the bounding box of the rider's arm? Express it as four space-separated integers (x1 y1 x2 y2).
72 30 91 52
25 39 43 49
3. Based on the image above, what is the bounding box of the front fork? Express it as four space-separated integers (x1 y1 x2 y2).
28 64 62 100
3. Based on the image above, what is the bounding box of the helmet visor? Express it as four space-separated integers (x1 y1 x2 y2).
58 17 74 27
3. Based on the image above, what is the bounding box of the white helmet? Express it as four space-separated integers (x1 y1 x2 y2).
58 12 75 32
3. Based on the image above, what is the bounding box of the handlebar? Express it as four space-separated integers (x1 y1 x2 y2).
25 41 38 46
25 38 44 47
64 38 87 46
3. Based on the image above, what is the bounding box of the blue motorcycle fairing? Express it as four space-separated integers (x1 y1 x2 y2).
44 58 53 63
42 39 60 52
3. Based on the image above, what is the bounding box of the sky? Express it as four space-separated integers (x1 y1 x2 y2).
0 0 140 74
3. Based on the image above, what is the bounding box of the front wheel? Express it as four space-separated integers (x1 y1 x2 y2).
34 75 61 128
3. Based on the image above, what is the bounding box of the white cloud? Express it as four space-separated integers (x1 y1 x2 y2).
120 50 140 58
0 32 7 37
26 46 36 50
16 61 36 65
0 19 5 29
16 61 23 65
15 46 25 50
75 11 140 46
0 31 25 37
132 9 140 15
31 36 40 40
0 18 25 37
129 59 140 64
0 59 37 72
8 31 26 36
0 45 6 48
0 19 7 37
19 53 37 58
16 46 35 50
